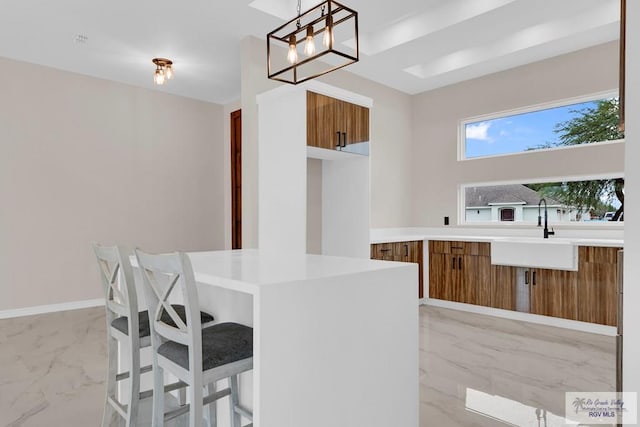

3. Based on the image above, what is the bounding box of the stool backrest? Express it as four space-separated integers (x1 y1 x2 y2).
93 244 139 344
135 250 203 373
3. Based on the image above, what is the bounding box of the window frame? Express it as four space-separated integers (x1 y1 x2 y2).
458 90 622 161
458 173 625 228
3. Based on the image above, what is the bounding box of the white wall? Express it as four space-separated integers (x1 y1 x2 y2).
306 159 323 255
411 42 624 227
0 57 226 311
240 36 413 248
256 87 308 254
623 0 640 407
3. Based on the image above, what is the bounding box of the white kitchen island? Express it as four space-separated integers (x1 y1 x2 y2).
185 249 419 427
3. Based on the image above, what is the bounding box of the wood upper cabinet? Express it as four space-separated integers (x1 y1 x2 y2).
307 91 369 150
428 240 490 306
529 268 578 320
371 240 423 298
577 246 621 326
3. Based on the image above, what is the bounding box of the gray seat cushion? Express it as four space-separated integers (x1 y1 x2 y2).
158 322 253 371
111 305 214 338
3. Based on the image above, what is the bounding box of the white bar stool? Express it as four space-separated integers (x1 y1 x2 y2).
135 249 253 427
94 244 216 426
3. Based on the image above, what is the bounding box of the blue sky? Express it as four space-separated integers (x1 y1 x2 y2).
465 100 600 158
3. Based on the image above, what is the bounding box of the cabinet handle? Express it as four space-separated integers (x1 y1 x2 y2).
532 271 536 285
405 244 409 257
525 270 529 285
458 257 462 270
336 131 341 149
452 258 456 270
342 132 347 147
380 248 391 252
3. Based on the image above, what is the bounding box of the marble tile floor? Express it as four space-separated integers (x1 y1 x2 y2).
0 305 615 426
420 306 616 427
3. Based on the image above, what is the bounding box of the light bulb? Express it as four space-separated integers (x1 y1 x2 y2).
154 68 165 85
287 34 298 64
165 64 174 80
323 16 334 48
304 25 316 56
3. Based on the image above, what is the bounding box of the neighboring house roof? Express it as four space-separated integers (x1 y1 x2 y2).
465 184 562 208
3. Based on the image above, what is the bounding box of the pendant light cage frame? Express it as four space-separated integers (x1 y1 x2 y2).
267 0 359 85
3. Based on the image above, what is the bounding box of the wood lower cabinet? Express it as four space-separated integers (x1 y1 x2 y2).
577 246 621 326
307 91 370 150
490 265 517 311
371 240 423 298
428 241 490 306
428 241 620 326
529 268 577 320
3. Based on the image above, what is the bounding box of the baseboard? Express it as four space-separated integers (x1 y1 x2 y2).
0 298 105 320
423 298 617 337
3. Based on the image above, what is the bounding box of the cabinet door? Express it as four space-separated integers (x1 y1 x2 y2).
410 241 424 299
577 246 621 326
394 241 424 298
429 252 456 301
490 265 517 311
530 268 578 320
343 101 370 144
307 92 340 150
459 255 491 306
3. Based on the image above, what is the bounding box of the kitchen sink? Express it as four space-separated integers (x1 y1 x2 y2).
490 237 578 271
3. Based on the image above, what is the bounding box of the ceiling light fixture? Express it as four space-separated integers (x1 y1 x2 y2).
152 58 174 86
267 0 359 85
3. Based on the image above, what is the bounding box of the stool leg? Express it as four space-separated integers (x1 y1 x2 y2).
178 387 186 406
102 335 118 427
229 376 241 427
126 343 141 427
204 382 217 427
152 364 165 427
188 380 204 427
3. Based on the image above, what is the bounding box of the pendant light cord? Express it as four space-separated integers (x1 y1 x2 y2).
296 0 302 28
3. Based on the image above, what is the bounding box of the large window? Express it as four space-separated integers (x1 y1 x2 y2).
462 95 623 160
464 178 624 224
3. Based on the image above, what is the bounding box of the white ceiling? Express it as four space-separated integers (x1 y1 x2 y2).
0 0 620 104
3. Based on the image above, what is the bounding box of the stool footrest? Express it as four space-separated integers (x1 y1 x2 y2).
116 364 153 381
164 387 232 422
107 395 128 418
234 404 253 421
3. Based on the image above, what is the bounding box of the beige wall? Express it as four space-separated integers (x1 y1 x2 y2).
240 36 414 248
411 41 624 226
0 57 226 311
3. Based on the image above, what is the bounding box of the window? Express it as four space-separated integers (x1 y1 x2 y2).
464 178 624 224
462 95 623 160
500 208 514 222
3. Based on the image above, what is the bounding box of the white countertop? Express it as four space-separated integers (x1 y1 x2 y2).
184 249 412 294
370 227 624 247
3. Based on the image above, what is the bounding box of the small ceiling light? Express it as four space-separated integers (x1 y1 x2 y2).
152 58 174 86
287 34 298 64
304 25 316 56
267 0 359 85
322 15 334 48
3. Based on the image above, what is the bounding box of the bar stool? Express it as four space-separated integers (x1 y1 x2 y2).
93 244 216 426
135 249 254 427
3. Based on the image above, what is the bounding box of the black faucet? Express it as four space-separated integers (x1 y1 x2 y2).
537 198 555 239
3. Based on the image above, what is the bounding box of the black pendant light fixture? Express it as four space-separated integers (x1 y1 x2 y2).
267 0 359 85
